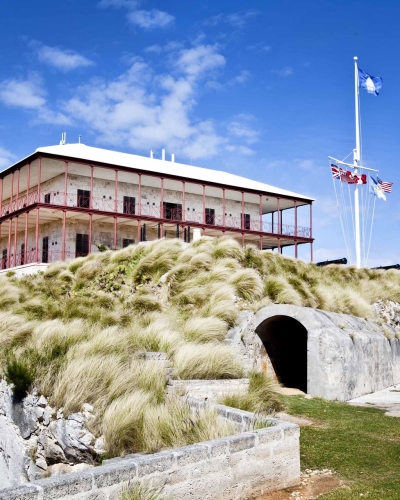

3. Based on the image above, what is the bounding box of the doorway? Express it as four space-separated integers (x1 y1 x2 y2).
255 315 308 392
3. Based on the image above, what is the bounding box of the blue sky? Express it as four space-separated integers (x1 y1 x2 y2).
0 0 398 265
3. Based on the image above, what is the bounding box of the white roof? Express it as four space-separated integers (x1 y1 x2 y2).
32 143 313 202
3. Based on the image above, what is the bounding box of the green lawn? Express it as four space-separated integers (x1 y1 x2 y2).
285 396 400 500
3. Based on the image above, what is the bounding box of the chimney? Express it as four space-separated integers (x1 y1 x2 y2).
171 154 175 163
150 150 154 159
162 149 166 161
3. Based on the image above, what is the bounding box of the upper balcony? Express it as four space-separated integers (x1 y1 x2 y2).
0 189 311 239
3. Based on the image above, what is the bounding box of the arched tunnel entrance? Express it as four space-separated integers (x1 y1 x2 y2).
255 315 308 392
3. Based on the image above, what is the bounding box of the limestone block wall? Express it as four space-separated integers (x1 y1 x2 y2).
167 379 250 402
0 400 300 500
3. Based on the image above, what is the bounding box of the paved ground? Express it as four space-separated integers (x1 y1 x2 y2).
347 383 400 417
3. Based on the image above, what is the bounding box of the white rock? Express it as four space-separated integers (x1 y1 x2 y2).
37 395 47 408
82 403 93 413
93 435 105 455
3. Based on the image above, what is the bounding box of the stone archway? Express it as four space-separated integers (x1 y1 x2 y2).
255 314 308 392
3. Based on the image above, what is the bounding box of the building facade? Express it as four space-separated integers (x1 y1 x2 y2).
0 143 314 269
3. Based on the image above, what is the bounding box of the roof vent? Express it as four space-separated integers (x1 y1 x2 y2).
162 149 165 161
171 154 175 163
60 132 67 145
150 150 154 159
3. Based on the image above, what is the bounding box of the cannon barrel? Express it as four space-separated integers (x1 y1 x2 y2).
371 264 400 270
316 258 347 267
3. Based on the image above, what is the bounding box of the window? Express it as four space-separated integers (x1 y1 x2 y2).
205 208 215 225
44 193 51 204
123 196 136 215
77 189 90 208
42 237 49 263
1 249 7 270
21 243 25 266
76 234 89 258
163 202 182 221
241 213 251 230
123 238 135 248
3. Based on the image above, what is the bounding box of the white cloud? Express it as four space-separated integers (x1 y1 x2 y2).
35 44 94 71
225 144 255 156
144 41 183 54
227 121 259 144
231 70 251 84
0 147 16 170
45 46 229 159
272 66 293 77
0 73 70 125
205 10 259 29
175 45 225 76
99 0 174 29
127 9 174 28
0 75 46 109
247 42 271 52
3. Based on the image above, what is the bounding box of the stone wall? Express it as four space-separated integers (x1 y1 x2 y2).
166 379 250 402
227 305 400 402
0 400 300 500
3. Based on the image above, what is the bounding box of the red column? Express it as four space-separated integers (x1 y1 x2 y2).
113 217 117 248
24 212 28 264
295 242 298 259
114 170 118 212
37 158 42 203
7 219 12 268
278 237 281 254
182 181 185 222
62 210 66 261
90 166 94 209
260 235 262 251
241 233 245 246
35 208 39 262
137 220 141 243
0 177 3 216
88 213 93 254
222 188 226 227
277 198 281 234
160 177 164 218
64 161 68 205
310 242 313 263
294 200 298 237
202 185 206 223
16 169 20 208
241 192 244 229
13 216 18 267
10 172 14 212
138 174 142 215
26 163 31 205
259 195 263 232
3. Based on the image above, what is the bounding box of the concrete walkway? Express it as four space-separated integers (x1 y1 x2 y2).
348 384 400 417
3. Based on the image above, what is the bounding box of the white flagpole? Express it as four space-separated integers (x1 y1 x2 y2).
354 56 361 268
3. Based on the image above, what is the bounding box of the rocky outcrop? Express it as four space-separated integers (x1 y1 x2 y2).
0 381 104 489
372 300 400 334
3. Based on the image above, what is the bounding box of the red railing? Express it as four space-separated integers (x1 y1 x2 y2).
0 191 311 239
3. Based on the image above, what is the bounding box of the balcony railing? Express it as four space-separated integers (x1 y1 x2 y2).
0 190 311 239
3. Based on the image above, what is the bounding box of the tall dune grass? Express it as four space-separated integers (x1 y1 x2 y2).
1 236 399 457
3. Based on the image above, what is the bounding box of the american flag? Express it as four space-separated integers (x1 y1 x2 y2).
377 176 393 193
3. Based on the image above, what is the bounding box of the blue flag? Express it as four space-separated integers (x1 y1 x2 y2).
370 176 386 201
358 68 383 96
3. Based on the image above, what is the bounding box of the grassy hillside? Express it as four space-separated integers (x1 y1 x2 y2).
0 236 399 457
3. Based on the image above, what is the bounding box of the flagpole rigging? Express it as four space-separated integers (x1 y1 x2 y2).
354 56 361 268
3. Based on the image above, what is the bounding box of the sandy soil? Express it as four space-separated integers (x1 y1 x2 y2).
255 470 344 500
